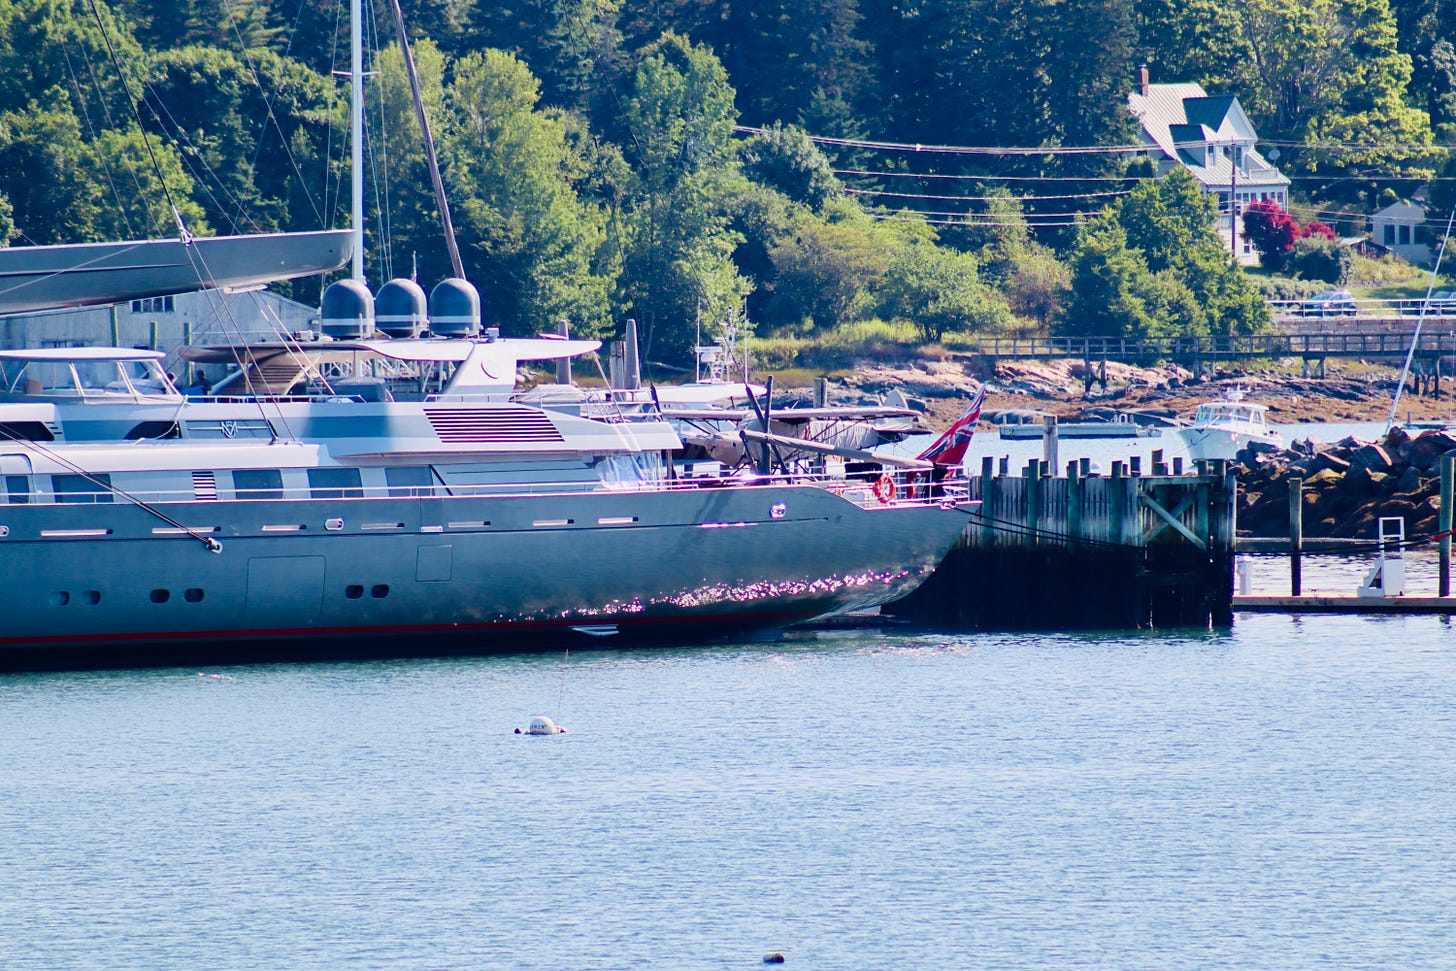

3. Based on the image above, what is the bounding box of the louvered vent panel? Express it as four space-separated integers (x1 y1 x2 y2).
424 407 565 444
192 471 218 500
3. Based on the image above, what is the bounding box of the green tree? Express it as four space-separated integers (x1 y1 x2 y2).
1060 171 1269 338
766 212 885 330
1286 234 1354 283
141 45 341 236
465 0 623 112
616 33 749 364
739 123 840 209
877 239 1011 342
0 98 206 244
445 47 615 335
1061 215 1167 338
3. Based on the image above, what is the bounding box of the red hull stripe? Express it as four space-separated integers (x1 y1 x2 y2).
0 608 826 648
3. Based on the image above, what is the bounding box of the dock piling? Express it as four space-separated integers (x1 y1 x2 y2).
889 466 1235 630
1289 477 1304 596
1441 455 1453 598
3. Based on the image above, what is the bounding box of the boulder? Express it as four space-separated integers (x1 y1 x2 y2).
1403 430 1456 473
1393 466 1423 495
1348 443 1393 474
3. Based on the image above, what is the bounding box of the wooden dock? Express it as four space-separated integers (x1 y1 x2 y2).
1234 594 1456 614
888 456 1237 630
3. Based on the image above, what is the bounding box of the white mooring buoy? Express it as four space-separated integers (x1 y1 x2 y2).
515 715 566 735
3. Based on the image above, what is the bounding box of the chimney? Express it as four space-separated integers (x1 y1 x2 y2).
1138 64 1149 96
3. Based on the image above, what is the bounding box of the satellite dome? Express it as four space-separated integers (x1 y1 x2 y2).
428 278 481 337
320 279 374 338
375 278 428 338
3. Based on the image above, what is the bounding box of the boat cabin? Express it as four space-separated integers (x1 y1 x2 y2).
0 348 181 404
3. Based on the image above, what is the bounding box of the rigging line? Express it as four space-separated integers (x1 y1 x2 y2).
364 9 398 283
139 95 253 233
844 187 1134 202
219 0 327 229
83 0 194 241
60 47 136 239
0 428 221 552
320 0 346 247
62 43 142 239
963 510 1151 552
1386 202 1456 433
162 239 308 444
385 0 466 280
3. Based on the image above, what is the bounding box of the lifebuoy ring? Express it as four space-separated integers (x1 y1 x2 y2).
873 474 896 504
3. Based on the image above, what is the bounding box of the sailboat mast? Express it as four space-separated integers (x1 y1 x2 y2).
350 0 365 282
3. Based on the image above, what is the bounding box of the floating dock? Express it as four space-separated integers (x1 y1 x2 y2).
888 455 1236 629
1233 594 1456 614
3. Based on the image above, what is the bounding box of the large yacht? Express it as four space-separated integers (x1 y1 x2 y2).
0 279 975 669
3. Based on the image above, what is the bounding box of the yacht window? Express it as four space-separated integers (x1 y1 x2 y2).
5 361 74 395
234 469 284 500
385 466 435 497
53 473 113 503
308 467 364 499
5 474 30 503
73 359 138 396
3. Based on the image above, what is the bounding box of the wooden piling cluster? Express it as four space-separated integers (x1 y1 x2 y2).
888 456 1238 630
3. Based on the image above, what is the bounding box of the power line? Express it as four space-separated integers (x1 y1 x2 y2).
868 213 1086 227
835 169 1145 183
845 187 1133 203
738 125 1456 156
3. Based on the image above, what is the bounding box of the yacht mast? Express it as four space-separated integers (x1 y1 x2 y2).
350 0 365 283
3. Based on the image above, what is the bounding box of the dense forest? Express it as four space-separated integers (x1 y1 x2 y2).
0 0 1450 364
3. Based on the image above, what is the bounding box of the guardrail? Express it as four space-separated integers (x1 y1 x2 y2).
1269 297 1456 319
967 331 1456 362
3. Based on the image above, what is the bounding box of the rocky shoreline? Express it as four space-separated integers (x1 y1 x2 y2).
830 355 1456 540
1236 427 1456 540
837 356 1455 427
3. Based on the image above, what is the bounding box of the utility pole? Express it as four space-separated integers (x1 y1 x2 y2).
1229 143 1239 260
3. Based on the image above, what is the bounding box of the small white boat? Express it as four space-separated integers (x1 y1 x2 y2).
1178 388 1282 461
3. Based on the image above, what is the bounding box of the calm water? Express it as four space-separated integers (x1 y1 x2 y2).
4 615 1456 969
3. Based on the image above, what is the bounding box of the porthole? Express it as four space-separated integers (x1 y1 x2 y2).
50 591 70 607
150 589 170 604
370 584 390 599
345 584 364 600
82 590 101 605
184 588 204 603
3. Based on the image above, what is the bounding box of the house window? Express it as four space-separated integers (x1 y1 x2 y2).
129 296 175 314
1399 225 1412 245
1384 225 1396 245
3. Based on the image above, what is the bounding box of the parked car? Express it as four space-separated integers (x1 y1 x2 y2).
1300 290 1358 316
1399 290 1456 316
1428 291 1456 315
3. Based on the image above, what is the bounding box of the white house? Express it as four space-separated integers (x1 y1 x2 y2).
1128 69 1291 265
1370 202 1431 264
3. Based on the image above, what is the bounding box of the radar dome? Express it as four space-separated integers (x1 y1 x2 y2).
320 279 374 338
428 278 481 337
375 278 428 338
